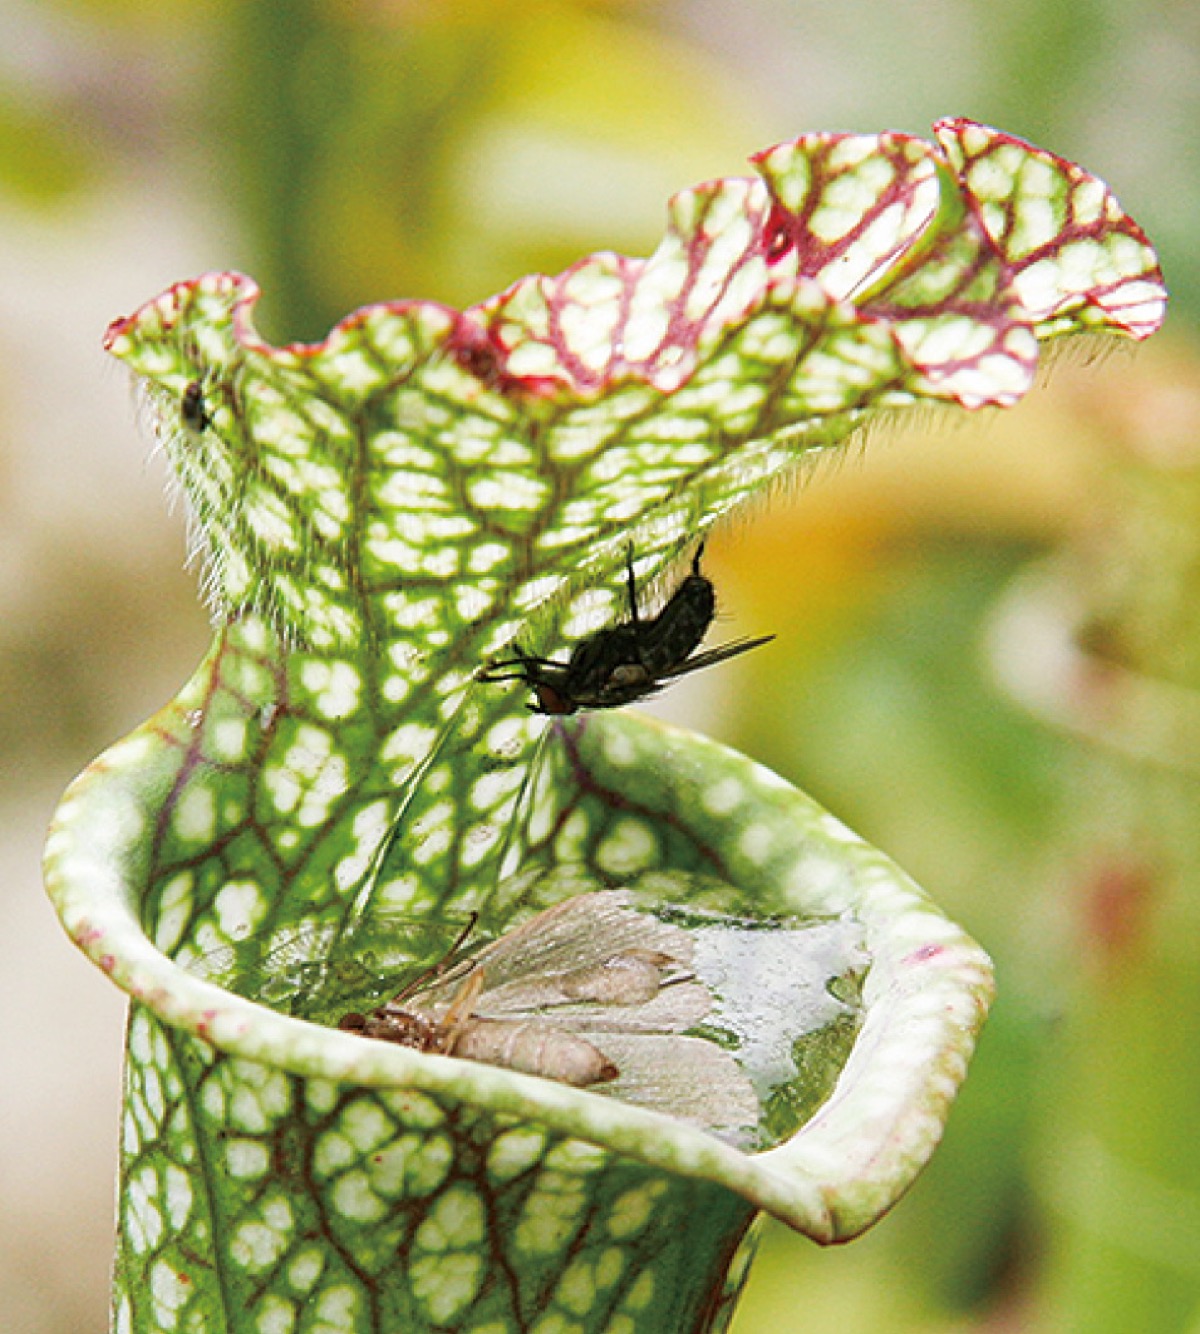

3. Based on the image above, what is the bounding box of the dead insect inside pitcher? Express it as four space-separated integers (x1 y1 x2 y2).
337 892 682 1087
477 543 774 714
336 890 759 1134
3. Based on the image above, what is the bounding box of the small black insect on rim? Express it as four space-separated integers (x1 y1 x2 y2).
478 542 774 715
181 380 212 433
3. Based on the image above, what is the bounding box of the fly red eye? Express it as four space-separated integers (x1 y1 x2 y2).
533 683 574 716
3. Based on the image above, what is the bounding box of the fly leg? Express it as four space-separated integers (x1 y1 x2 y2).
623 544 643 627
477 647 567 681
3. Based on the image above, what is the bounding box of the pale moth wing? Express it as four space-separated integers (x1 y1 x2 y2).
378 890 759 1138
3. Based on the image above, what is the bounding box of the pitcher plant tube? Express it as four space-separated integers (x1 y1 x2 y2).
45 118 1165 1333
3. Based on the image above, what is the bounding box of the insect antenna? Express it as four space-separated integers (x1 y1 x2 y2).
385 911 481 1006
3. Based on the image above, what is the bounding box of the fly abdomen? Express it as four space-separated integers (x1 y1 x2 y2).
452 1018 619 1086
636 569 716 675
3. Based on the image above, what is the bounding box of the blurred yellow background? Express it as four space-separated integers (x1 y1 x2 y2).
4 1 1197 1330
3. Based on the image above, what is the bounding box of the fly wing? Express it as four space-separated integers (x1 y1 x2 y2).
478 973 713 1032
413 890 694 1009
656 634 776 681
188 914 468 1019
591 1034 759 1140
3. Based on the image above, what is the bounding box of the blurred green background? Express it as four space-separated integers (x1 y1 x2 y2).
4 1 1197 1330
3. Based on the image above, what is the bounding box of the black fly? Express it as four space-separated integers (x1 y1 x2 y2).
478 544 774 715
181 380 212 433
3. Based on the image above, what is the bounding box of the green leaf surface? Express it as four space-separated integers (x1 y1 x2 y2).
45 119 1164 1332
